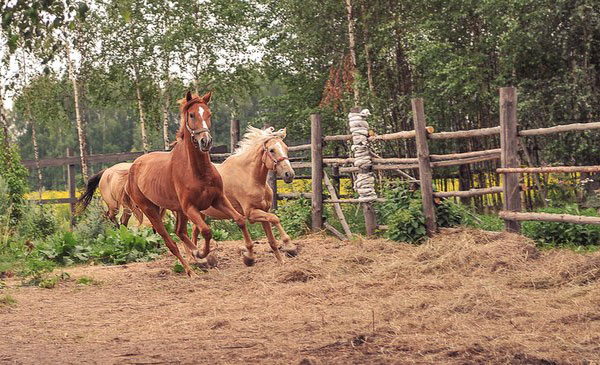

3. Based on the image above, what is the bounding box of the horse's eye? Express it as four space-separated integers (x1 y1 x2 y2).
270 148 275 153
190 113 195 119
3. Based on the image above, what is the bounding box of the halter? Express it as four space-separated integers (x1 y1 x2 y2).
262 138 289 170
184 98 211 141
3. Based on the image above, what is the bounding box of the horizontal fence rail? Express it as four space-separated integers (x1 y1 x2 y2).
497 166 600 174
519 121 600 136
499 211 600 225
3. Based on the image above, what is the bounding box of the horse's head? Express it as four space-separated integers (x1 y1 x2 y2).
181 91 213 152
263 128 295 183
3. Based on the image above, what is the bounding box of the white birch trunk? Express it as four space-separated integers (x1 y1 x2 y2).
345 0 360 106
65 43 89 182
133 65 149 153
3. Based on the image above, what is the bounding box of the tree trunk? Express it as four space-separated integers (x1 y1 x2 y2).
360 4 375 97
161 57 171 150
344 0 360 106
133 65 150 153
25 99 43 200
161 86 171 150
65 43 89 182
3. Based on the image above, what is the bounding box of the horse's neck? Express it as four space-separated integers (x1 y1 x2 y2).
229 146 269 184
179 138 212 174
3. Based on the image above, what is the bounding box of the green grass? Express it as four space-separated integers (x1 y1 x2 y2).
0 293 16 307
76 276 100 286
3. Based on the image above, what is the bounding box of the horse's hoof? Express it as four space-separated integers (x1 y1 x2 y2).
193 249 205 259
242 253 255 267
206 254 218 268
281 244 298 257
186 269 198 278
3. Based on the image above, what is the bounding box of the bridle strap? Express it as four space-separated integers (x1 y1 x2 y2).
262 138 289 171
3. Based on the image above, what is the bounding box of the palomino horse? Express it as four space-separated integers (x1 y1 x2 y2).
126 91 254 277
191 126 296 262
77 162 133 226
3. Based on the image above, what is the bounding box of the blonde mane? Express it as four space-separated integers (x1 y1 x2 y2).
232 126 287 156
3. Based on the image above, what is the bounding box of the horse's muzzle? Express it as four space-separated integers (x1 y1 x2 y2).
200 134 212 152
282 171 295 184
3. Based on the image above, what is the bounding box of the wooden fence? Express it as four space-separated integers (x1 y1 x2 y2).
22 86 600 236
269 86 600 238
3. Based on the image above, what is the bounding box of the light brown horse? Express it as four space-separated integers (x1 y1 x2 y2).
77 162 133 226
126 91 254 277
192 126 296 262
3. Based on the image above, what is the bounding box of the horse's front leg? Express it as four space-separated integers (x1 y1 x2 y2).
246 208 284 263
181 205 212 260
248 208 296 259
212 196 255 266
173 211 203 263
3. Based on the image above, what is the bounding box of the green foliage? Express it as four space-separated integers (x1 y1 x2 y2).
275 198 312 238
522 205 600 247
173 260 185 274
90 226 164 265
212 228 229 242
0 294 16 307
379 182 469 243
18 204 58 240
74 200 111 243
76 276 100 286
471 214 505 232
0 148 28 226
386 207 427 244
38 231 90 265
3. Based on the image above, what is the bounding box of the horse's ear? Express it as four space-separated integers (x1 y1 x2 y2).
186 91 193 102
201 91 212 104
281 127 287 139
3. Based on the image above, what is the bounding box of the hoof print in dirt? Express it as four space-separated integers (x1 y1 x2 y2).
281 244 298 257
351 334 367 347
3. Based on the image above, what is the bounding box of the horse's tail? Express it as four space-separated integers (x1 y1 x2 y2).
76 169 104 214
121 183 144 227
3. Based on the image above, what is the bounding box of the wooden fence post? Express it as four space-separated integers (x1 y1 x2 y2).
67 147 76 229
311 113 324 231
230 119 240 153
499 87 521 232
412 98 437 236
268 171 278 211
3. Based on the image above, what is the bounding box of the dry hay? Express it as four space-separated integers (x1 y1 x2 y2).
1 228 599 364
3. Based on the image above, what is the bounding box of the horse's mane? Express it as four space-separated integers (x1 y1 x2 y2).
232 126 287 156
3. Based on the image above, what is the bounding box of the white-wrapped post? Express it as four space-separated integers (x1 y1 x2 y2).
349 107 377 236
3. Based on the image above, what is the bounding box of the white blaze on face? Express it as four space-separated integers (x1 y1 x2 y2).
275 141 292 169
198 106 208 129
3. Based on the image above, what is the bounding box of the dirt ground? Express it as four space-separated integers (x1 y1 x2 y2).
1 228 600 364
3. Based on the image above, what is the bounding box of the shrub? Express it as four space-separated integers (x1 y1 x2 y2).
275 198 311 238
0 147 28 225
74 200 110 244
522 205 600 247
37 231 90 265
379 182 469 243
90 226 164 264
18 204 58 240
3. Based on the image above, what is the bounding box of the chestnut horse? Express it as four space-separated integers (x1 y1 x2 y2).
77 162 133 226
191 126 296 262
126 91 254 277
